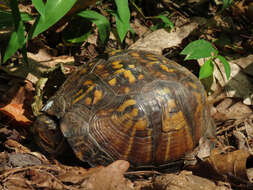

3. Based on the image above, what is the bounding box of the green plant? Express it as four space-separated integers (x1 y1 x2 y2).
2 0 173 64
221 0 233 11
2 0 77 63
150 12 174 31
180 39 231 80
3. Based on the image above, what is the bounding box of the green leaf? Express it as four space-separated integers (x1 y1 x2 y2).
78 10 110 44
155 14 174 29
199 59 214 79
32 0 45 16
217 55 231 80
29 0 77 39
3 0 26 63
222 0 233 11
114 0 130 42
21 12 33 22
115 0 130 21
181 39 218 60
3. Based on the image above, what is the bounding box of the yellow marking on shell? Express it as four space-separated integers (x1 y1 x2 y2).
112 60 122 65
160 64 174 73
98 108 114 116
112 60 123 69
85 97 92 105
114 68 125 74
123 120 133 132
147 61 159 66
138 74 144 80
119 108 138 122
130 108 138 117
108 78 117 86
123 70 136 84
128 64 135 68
93 90 103 104
188 82 198 89
117 99 136 112
101 72 110 78
193 91 204 139
146 54 158 61
72 86 94 104
79 68 87 74
162 110 186 132
139 58 149 63
96 64 105 69
164 132 171 161
74 89 83 97
134 118 147 130
109 50 121 56
112 64 123 69
83 80 94 86
124 87 130 93
123 126 137 159
130 52 140 57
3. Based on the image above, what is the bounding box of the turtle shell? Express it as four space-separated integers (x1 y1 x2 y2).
34 50 215 168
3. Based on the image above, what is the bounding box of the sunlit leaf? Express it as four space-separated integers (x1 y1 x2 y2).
155 14 174 29
78 10 110 44
217 55 231 80
30 0 77 39
181 39 218 60
199 59 214 79
114 0 130 42
3 0 26 63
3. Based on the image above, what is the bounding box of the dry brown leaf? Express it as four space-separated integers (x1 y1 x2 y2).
153 170 230 190
0 83 33 125
214 98 252 120
129 18 201 54
207 149 252 179
82 160 134 190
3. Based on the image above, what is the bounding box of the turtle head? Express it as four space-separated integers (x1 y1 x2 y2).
32 114 67 155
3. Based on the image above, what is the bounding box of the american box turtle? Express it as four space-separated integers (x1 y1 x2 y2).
33 50 215 168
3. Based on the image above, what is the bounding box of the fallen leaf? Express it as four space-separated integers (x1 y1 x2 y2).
0 84 32 125
207 149 252 179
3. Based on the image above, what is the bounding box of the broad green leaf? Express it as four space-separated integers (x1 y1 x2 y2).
78 10 110 44
30 0 77 39
3 0 26 63
199 59 214 79
113 13 129 42
115 0 130 22
114 0 130 42
217 55 231 80
32 0 45 16
155 14 174 29
181 39 218 60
